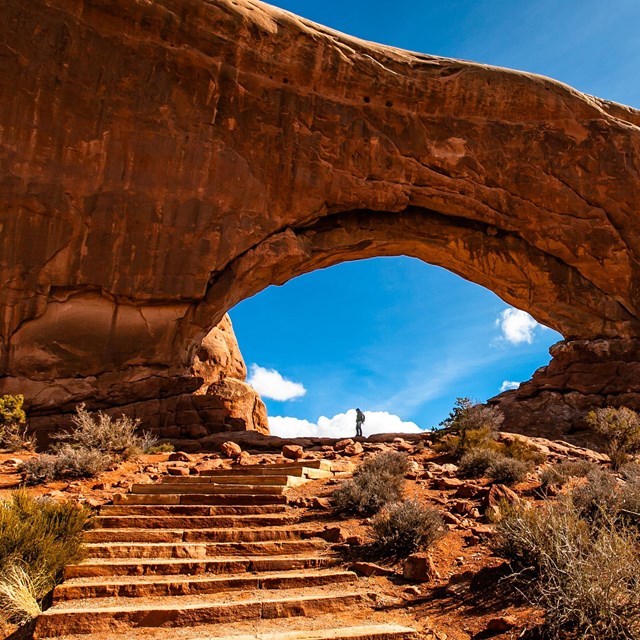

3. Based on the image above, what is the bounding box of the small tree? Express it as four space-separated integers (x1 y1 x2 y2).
0 394 34 452
439 397 504 433
586 407 640 469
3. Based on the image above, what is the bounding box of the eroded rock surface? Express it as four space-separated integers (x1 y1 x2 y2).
1 0 640 439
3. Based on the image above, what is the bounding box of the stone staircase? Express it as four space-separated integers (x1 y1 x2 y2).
34 460 417 640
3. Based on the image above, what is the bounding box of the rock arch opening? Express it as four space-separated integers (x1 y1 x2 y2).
228 254 561 439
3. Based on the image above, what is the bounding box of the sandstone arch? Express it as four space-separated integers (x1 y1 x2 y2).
1 0 640 443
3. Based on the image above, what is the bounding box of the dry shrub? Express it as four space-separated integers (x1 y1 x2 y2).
333 451 408 516
571 468 620 523
21 446 112 483
458 447 498 478
494 497 640 639
22 404 158 484
0 563 50 625
540 460 598 490
487 456 532 485
370 500 445 557
54 404 143 459
586 406 640 469
0 490 90 623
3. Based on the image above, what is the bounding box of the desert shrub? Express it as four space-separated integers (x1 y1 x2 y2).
571 468 621 524
355 450 410 478
503 438 547 464
370 500 445 556
487 456 531 485
0 394 34 452
0 490 90 623
458 447 498 478
0 563 50 625
540 460 598 489
433 426 504 459
53 404 143 459
620 461 640 481
494 501 640 639
138 431 174 454
23 404 156 484
21 446 113 483
586 406 640 469
333 451 408 516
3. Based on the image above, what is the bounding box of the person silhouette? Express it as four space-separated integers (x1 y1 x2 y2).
355 408 365 437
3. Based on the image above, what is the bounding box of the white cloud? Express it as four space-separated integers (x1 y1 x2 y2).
496 308 540 344
268 409 422 439
500 380 520 392
247 364 306 401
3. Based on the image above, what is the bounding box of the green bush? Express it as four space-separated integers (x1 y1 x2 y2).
333 451 408 516
487 456 531 485
0 490 91 623
370 500 445 556
586 406 640 469
439 397 504 433
0 394 34 452
434 397 504 459
503 438 547 464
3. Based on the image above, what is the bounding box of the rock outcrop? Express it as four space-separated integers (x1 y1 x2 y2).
1 0 640 440
490 338 640 445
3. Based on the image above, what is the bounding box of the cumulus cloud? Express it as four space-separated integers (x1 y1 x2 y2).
268 409 422 439
500 380 520 392
496 308 540 344
247 364 306 401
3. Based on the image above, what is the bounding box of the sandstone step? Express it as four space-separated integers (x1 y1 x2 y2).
161 475 307 486
53 569 357 601
184 625 417 640
34 591 372 637
94 513 298 529
98 504 289 516
84 539 327 559
200 462 332 477
64 554 341 579
45 619 417 640
113 493 288 506
85 526 314 543
130 483 286 495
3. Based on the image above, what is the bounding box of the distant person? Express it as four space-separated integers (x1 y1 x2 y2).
355 408 365 437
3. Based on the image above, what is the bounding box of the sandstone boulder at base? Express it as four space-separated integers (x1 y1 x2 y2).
403 553 440 582
282 444 304 460
220 441 242 459
206 378 269 434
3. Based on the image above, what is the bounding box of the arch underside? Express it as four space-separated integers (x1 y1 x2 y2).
191 206 638 357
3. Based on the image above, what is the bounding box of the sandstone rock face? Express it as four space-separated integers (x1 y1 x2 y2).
490 338 640 444
1 0 640 440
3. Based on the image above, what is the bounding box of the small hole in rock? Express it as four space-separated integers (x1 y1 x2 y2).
363 96 370 103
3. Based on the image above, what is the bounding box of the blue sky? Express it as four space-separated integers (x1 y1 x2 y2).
229 0 640 438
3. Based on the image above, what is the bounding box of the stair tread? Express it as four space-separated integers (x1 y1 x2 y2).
71 553 340 565
42 588 372 614
52 620 415 640
60 569 356 586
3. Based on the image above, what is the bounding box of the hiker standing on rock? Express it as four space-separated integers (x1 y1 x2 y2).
355 408 365 437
